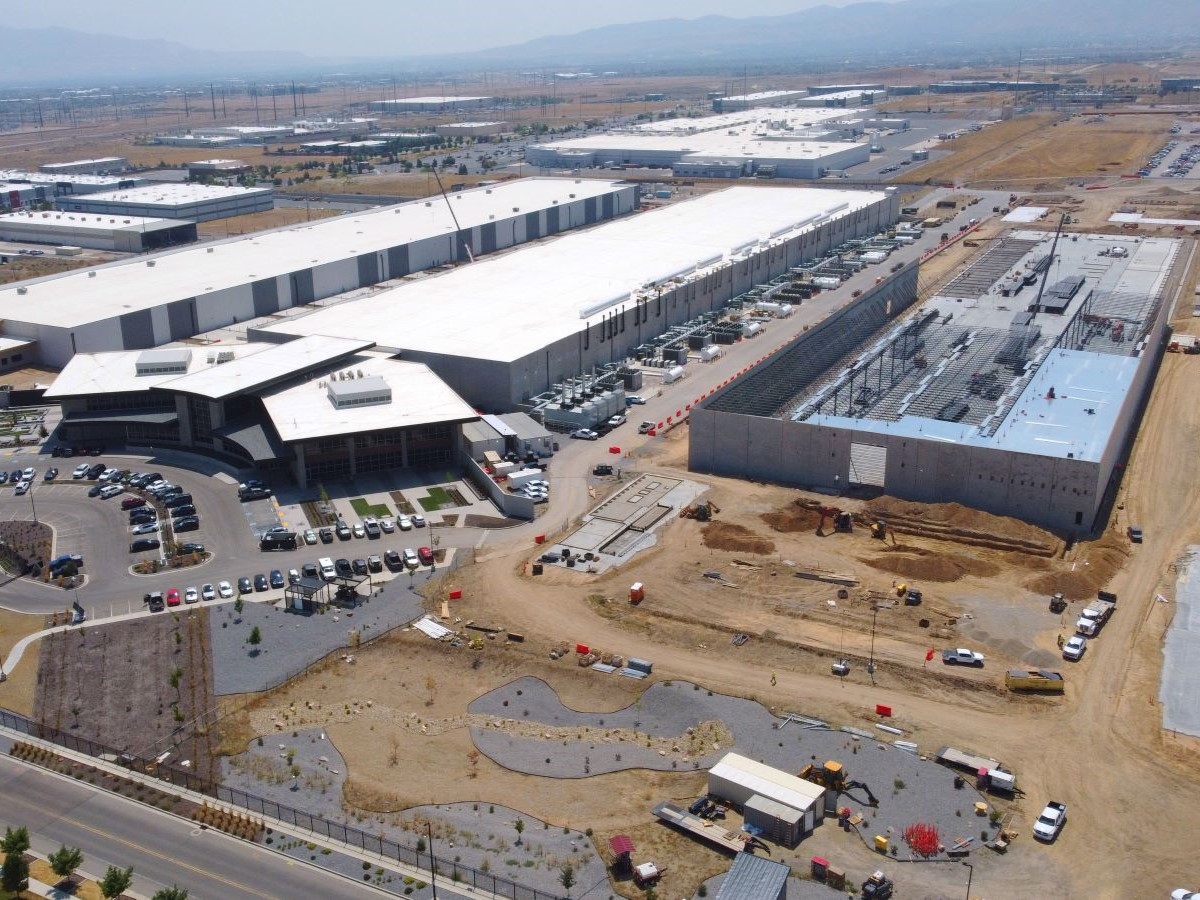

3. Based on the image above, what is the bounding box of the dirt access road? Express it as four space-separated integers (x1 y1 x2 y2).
443 252 1200 897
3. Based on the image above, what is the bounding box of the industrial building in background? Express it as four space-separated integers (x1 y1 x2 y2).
526 106 871 178
691 230 1183 533
256 185 898 409
0 210 197 252
38 156 130 176
370 96 494 113
55 182 275 222
0 178 635 367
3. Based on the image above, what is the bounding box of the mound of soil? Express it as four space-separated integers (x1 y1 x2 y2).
866 496 1060 552
864 551 1001 582
1025 529 1130 599
760 505 823 533
701 522 775 556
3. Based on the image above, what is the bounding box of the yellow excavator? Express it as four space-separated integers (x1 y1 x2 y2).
799 760 879 807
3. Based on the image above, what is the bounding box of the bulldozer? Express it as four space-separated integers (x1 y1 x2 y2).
680 500 719 521
817 506 853 536
799 760 879 807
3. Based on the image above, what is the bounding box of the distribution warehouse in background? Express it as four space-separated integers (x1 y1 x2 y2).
525 107 874 178
0 210 197 252
255 185 899 409
370 96 494 112
0 177 636 367
55 182 275 222
690 230 1183 533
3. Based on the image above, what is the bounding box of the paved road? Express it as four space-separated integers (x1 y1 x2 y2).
0 753 386 899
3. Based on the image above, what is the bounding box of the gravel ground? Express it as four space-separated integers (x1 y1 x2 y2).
222 726 608 897
208 573 429 695
469 678 1000 857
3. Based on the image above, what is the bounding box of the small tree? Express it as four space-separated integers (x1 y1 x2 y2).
1 851 29 893
513 818 525 846
467 749 480 778
233 595 244 616
169 667 183 699
559 862 576 894
70 704 82 728
152 887 190 900
48 845 83 883
424 674 437 706
1 826 29 855
247 626 262 653
99 864 134 900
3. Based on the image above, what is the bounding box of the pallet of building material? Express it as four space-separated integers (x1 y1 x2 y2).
465 622 503 634
794 570 859 586
619 667 648 679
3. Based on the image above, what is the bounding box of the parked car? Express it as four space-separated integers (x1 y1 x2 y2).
367 554 383 573
87 484 104 497
0 472 9 485
21 467 35 481
379 518 395 533
336 523 352 541
570 428 599 440
177 542 205 555
166 588 181 607
351 523 366 539
363 519 381 538
397 515 413 531
1033 801 1067 841
13 481 29 496
1127 525 1143 543
403 548 419 569
130 538 160 553
418 547 435 567
607 414 627 428
593 464 614 476
146 593 165 613
254 574 269 592
626 395 646 405
942 648 985 667
352 558 369 576
1062 634 1087 661
217 581 234 599
238 576 253 594
287 569 300 585
43 467 59 481
171 504 197 518
303 529 318 545
319 528 334 544
172 516 200 533
301 563 319 579
130 522 158 536
384 549 403 571
335 558 353 577
98 484 123 499
269 569 285 589
411 514 426 528
121 497 147 510
184 586 199 604
638 421 656 434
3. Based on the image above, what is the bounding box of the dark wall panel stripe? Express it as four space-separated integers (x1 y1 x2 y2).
251 278 280 317
119 309 155 350
356 253 380 286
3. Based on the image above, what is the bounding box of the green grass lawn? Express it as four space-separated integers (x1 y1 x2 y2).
349 497 391 518
418 486 462 512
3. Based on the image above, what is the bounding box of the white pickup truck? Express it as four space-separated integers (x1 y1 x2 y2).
942 648 985 667
1033 801 1067 841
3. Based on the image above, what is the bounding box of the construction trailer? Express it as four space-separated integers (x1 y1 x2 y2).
744 794 804 847
708 752 825 838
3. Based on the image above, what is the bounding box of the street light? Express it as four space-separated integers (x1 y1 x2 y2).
963 860 974 900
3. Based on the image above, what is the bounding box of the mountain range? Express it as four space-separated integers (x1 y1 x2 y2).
0 0 1197 85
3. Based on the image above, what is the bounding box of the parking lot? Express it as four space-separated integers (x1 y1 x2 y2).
0 450 452 623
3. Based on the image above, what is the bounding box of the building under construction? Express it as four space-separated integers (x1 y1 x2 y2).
690 231 1184 533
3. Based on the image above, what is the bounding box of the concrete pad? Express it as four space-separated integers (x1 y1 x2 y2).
1162 547 1200 736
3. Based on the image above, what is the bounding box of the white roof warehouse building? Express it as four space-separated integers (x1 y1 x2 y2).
0 210 197 252
255 185 897 409
56 183 275 222
0 178 636 367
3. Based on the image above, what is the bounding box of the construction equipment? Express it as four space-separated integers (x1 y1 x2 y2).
1049 592 1067 614
870 520 887 540
817 506 853 536
679 500 718 521
799 760 879 807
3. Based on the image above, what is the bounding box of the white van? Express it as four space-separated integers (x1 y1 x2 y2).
318 557 336 581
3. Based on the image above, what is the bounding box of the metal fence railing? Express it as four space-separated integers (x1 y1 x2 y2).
0 707 563 900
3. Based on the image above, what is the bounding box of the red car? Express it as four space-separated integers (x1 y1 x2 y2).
166 588 181 607
121 497 147 510
417 547 435 567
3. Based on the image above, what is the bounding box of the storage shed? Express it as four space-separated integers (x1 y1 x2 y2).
708 753 825 836
715 852 790 900
744 794 804 847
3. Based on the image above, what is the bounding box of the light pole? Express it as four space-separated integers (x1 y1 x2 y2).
27 482 38 524
963 860 974 900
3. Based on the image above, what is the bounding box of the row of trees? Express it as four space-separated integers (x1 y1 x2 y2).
2 826 188 899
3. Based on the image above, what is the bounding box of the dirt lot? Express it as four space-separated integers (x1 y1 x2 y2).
34 610 218 782
0 254 111 286
196 206 340 238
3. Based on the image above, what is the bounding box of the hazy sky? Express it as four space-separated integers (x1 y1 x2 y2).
11 0 882 56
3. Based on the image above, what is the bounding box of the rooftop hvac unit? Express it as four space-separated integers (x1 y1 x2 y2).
88 271 96 278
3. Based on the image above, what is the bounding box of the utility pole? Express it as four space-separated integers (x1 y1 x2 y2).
426 823 438 900
209 84 217 118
